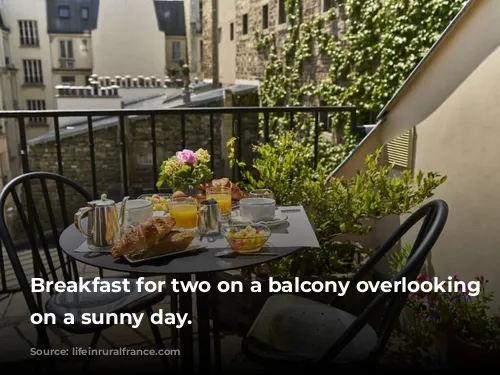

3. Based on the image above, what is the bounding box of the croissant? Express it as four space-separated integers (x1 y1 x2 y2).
111 217 176 258
129 230 196 259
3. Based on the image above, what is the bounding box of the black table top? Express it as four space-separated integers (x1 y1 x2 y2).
59 207 317 275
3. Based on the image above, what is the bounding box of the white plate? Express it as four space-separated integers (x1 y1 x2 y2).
123 238 205 264
231 209 288 228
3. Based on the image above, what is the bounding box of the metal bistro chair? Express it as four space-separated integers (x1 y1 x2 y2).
0 172 170 372
241 199 449 371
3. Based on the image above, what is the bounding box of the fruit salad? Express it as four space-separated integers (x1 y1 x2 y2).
145 194 169 213
224 225 270 251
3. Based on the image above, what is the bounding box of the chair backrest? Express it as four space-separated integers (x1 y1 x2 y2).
0 172 92 316
322 199 448 363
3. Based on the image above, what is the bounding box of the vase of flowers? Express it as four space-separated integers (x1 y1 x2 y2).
156 148 214 195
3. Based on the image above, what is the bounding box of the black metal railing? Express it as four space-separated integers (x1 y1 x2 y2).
0 105 359 294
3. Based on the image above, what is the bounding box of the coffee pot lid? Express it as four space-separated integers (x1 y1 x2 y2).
89 193 115 206
201 198 218 205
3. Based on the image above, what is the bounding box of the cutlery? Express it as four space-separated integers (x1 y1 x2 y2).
215 249 278 258
280 208 301 213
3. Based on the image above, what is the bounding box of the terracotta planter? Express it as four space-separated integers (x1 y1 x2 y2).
212 269 374 335
446 331 500 368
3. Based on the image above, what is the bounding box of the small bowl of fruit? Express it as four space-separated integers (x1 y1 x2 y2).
221 223 271 253
138 194 171 215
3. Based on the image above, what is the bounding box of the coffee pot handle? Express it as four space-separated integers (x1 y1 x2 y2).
74 207 93 237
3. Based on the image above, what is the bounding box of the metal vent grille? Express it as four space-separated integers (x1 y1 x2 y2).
381 128 414 169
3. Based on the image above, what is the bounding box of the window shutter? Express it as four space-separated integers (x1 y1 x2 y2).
381 128 414 169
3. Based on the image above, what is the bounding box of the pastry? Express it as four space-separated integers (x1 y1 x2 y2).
110 217 176 258
129 230 196 259
172 191 186 199
199 178 247 202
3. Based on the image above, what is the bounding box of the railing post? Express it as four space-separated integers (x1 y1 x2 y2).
221 90 234 178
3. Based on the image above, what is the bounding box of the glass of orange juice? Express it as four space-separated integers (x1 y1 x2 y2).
168 197 198 229
206 187 232 216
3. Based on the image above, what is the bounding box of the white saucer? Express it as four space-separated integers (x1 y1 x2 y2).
231 209 288 228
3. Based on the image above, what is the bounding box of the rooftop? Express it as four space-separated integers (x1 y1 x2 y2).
47 0 99 34
28 83 258 146
154 0 186 36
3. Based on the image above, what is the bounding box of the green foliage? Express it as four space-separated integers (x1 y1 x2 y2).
389 243 414 277
229 132 446 277
255 0 467 168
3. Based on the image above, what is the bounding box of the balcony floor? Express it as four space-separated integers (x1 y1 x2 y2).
0 249 436 372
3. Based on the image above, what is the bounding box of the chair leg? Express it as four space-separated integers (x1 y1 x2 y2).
35 327 58 374
81 331 100 373
146 307 171 372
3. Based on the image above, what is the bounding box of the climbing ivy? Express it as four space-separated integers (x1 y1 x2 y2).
255 0 467 170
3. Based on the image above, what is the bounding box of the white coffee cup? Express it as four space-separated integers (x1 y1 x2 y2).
118 199 153 226
239 198 276 222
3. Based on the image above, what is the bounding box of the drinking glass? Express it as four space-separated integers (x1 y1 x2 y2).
206 187 232 216
249 189 274 199
168 197 198 230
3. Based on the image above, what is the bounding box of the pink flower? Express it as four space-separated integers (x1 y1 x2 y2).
176 149 197 165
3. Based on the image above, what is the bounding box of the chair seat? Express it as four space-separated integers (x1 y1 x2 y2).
243 294 378 366
45 277 167 334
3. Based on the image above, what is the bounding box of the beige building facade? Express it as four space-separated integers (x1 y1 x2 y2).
333 0 500 307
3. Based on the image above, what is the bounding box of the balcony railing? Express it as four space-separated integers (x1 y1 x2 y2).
0 105 359 294
59 58 75 69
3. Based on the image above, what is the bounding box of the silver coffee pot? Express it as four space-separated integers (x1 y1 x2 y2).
198 198 221 236
74 194 129 250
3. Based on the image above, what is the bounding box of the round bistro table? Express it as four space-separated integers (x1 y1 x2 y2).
59 218 304 374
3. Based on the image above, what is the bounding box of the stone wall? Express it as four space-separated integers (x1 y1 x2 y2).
202 0 347 85
202 0 213 79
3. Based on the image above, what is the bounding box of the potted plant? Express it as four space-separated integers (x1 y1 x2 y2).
214 132 446 333
404 275 500 368
156 148 213 195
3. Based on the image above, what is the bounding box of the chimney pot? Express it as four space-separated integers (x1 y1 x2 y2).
132 78 138 88
151 76 156 86
85 86 92 96
115 76 122 86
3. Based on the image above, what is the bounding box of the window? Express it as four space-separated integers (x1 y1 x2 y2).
262 4 269 29
18 20 39 46
22 60 43 84
218 27 221 43
172 41 181 61
81 38 89 52
200 40 203 67
278 0 286 24
80 7 89 20
59 40 74 59
242 14 248 35
61 76 75 86
323 0 334 12
230 23 234 41
3 36 10 66
198 0 203 32
26 100 46 124
58 6 70 19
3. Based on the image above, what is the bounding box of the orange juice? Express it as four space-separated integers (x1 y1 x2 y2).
169 204 198 229
207 193 232 215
